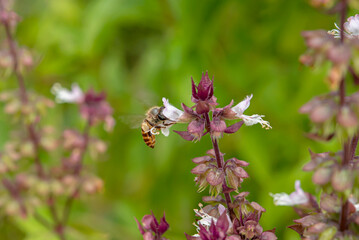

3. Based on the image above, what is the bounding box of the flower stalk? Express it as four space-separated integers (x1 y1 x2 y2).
137 72 277 239
0 0 45 178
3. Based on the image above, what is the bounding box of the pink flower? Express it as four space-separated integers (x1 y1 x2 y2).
270 180 309 206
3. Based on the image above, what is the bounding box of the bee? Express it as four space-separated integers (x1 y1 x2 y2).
142 106 175 148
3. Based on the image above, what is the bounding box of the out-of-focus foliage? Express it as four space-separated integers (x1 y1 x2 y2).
0 0 353 239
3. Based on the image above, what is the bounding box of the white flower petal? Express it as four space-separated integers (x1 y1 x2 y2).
162 97 184 122
270 180 308 206
51 83 84 103
161 127 170 137
345 14 359 36
329 15 359 39
240 114 272 129
232 94 253 116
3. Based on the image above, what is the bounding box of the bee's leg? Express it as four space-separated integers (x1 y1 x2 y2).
150 127 160 135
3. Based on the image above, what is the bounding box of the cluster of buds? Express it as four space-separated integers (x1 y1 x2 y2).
299 91 359 140
186 194 276 240
191 149 249 196
272 178 359 239
300 30 354 90
0 90 54 124
0 1 115 239
137 72 276 239
270 3 359 238
136 212 169 240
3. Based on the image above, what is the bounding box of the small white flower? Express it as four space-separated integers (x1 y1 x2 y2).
328 15 359 39
270 180 308 206
161 127 170 137
192 204 231 237
231 94 271 129
162 98 184 122
345 14 359 37
51 83 84 103
349 197 359 212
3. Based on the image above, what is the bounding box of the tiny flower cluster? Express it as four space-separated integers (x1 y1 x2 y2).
299 91 359 140
191 149 249 196
300 30 354 90
187 194 277 240
137 72 276 240
159 72 270 142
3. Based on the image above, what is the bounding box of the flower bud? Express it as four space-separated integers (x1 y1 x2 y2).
331 168 353 192
312 167 332 185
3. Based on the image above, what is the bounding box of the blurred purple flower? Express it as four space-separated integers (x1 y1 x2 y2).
136 212 169 240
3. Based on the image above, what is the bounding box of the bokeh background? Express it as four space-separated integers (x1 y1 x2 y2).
0 0 357 239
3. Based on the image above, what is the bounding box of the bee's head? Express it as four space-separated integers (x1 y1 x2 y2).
158 106 167 120
150 107 160 116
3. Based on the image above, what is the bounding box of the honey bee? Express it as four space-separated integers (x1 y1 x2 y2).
142 106 175 148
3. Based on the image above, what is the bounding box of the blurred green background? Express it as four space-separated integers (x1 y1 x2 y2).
0 0 357 239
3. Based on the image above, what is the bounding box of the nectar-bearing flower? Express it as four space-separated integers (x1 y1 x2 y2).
191 204 232 239
231 94 272 129
328 14 359 39
162 98 184 122
270 180 309 206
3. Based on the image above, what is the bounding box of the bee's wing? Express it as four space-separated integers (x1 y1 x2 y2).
118 114 144 129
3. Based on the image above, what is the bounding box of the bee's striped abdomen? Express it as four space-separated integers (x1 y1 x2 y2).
141 128 156 148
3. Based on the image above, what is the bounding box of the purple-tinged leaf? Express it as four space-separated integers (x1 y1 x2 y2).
288 224 304 235
293 213 324 227
305 132 335 141
260 231 277 240
224 121 244 134
191 164 208 174
232 167 249 178
158 213 169 235
135 218 145 235
206 170 224 186
174 131 195 141
216 212 229 233
192 156 212 164
306 222 327 234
